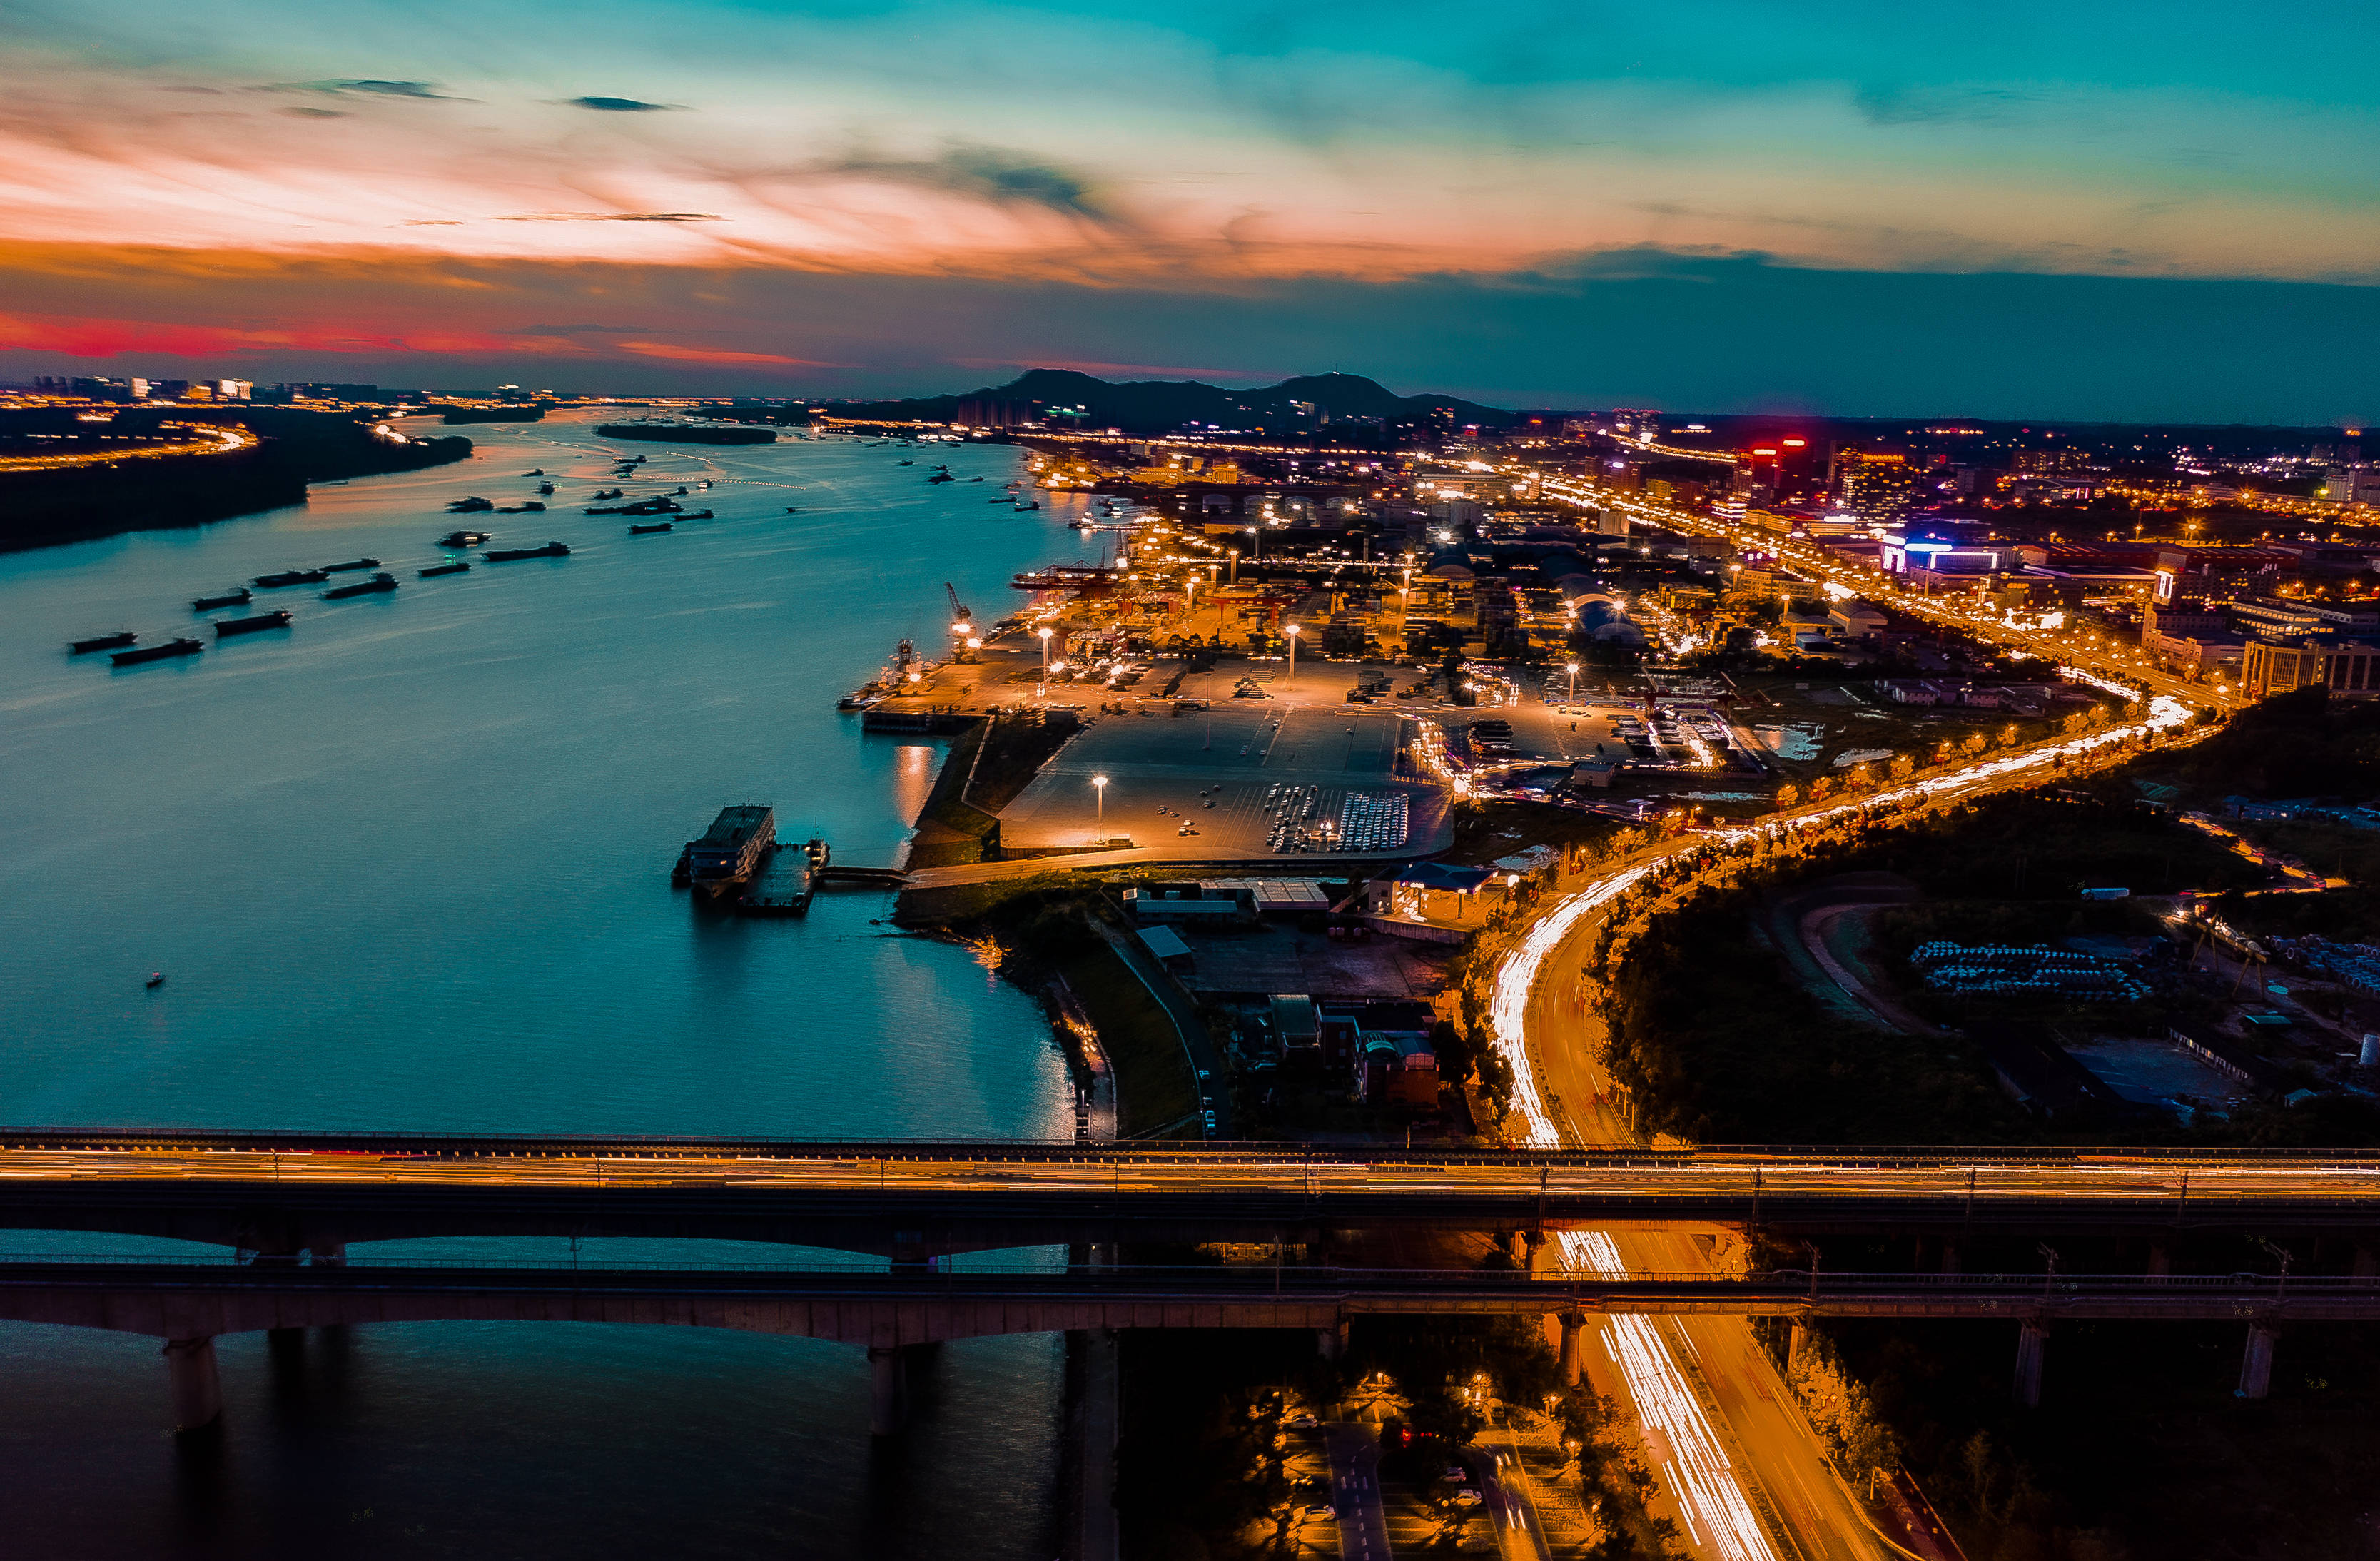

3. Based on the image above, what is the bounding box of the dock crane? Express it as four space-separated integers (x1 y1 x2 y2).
945 582 980 662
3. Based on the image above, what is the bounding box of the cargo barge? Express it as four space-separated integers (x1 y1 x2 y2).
323 571 398 600
485 542 570 562
192 589 252 611
112 637 203 666
70 631 136 654
215 610 293 636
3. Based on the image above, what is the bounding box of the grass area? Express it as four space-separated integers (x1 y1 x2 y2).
1060 944 1198 1136
1611 884 2032 1146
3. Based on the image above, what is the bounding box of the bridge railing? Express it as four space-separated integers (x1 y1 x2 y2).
6 1126 2380 1168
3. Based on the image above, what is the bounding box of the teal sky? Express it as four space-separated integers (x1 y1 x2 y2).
1 1 2374 416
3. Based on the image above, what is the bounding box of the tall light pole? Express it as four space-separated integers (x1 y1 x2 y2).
1566 660 1579 702
1094 774 1108 822
1247 525 1261 563
1285 622 1300 684
1038 625 1053 682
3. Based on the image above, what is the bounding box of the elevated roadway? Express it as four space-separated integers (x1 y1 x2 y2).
3 1135 2378 1256
4 1260 2364 1343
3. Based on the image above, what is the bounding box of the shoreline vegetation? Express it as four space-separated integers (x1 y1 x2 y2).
0 405 471 552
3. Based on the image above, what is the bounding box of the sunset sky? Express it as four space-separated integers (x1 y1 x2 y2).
5 0 2376 418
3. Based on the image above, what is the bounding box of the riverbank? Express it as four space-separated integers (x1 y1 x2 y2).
0 406 472 552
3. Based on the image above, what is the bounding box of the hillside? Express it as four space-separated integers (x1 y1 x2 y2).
825 368 1517 436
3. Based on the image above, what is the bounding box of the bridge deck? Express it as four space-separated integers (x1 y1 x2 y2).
2 1262 2369 1344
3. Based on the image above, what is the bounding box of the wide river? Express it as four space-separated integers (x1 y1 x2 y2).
0 412 1110 1558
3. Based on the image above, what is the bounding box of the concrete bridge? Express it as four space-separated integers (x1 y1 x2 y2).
6 1133 2380 1258
3 1258 2357 1433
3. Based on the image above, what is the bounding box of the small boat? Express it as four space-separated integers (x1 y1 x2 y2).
786 506 799 514
1014 500 1040 511
524 468 545 476
438 530 491 548
112 637 203 666
447 496 495 513
927 470 954 483
898 460 914 467
495 501 546 514
215 610 293 637
192 589 252 611
323 571 398 600
590 488 624 500
70 631 137 654
536 481 555 496
255 568 330 587
321 557 381 573
485 541 570 562
970 476 984 482
146 971 165 989
698 480 712 490
629 521 674 534
420 561 471 577
680 509 714 519
673 486 689 495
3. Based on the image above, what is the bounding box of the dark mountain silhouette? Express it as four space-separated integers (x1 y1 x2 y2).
826 368 1516 435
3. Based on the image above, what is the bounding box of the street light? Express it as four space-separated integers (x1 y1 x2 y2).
1566 661 1579 702
1285 622 1300 682
1038 625 1053 681
1094 774 1108 821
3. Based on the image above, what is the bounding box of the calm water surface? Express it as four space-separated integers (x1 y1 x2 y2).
0 414 1107 1558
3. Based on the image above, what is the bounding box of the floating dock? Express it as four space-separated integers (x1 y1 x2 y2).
738 838 830 915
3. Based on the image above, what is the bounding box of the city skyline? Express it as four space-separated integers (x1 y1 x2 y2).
3 0 2376 420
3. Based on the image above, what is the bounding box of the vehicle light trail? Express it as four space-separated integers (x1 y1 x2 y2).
1487 867 1780 1561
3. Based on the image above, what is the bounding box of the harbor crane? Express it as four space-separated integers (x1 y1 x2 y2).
944 583 979 662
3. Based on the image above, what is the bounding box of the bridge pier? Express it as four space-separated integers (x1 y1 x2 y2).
869 1346 910 1436
2012 1323 2050 1408
1787 1320 1811 1375
2237 1325 2278 1400
1940 1241 1962 1276
1557 1314 1584 1387
2147 1241 2172 1283
2356 1245 2379 1283
1523 1231 1546 1277
163 1336 222 1431
1317 1319 1348 1362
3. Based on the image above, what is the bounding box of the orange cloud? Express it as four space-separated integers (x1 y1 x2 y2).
614 340 838 366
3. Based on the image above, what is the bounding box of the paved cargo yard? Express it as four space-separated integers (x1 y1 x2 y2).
996 667 1452 858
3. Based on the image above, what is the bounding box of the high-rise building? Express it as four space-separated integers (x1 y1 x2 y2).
1834 450 1921 525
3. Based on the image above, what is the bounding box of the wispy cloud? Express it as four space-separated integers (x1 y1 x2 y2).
263 79 465 101
559 96 682 113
